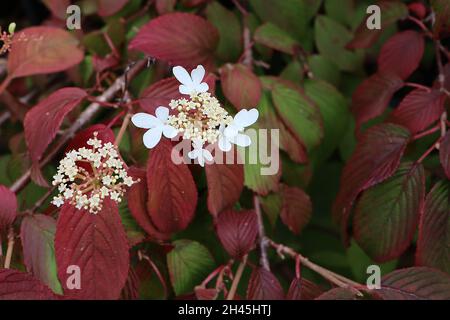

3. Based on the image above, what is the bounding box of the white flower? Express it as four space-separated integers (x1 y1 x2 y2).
217 109 259 151
52 196 64 208
131 106 178 149
188 139 213 167
173 65 209 95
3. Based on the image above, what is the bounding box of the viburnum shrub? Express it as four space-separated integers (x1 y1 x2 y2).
0 0 449 301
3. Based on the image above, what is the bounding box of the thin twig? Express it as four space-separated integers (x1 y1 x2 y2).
115 112 132 146
4 227 14 269
226 255 247 300
253 195 270 271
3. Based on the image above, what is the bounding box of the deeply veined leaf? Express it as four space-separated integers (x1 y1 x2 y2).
416 181 450 274
351 73 403 129
376 267 450 299
55 200 129 299
129 13 219 70
0 185 17 232
354 162 425 262
316 287 359 300
347 1 408 49
247 267 284 300
205 162 244 216
7 27 83 80
333 123 411 241
287 278 324 300
215 210 258 259
272 83 323 152
21 214 63 294
280 185 312 235
439 131 450 180
0 269 57 300
167 240 215 296
146 140 198 233
378 31 425 80
220 64 262 110
388 89 446 134
24 87 87 165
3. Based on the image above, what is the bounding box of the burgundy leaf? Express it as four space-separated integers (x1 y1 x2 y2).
0 185 17 232
55 199 129 299
315 287 359 300
97 0 129 17
439 131 450 180
126 167 171 241
0 269 57 300
120 267 140 300
333 123 411 242
7 27 83 80
24 87 87 165
205 162 243 216
195 286 218 300
220 64 262 110
378 31 425 80
388 89 446 134
280 185 312 235
287 278 324 300
215 210 258 259
129 13 219 70
376 267 450 299
147 140 198 233
351 73 403 129
65 124 115 153
416 182 450 274
42 0 71 19
139 77 184 113
247 267 284 300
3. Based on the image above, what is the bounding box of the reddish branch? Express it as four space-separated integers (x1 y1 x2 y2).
253 195 270 271
9 59 147 194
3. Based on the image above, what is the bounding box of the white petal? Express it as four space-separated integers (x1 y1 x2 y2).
142 128 163 149
131 113 159 129
192 138 204 150
202 149 213 162
190 65 205 84
188 149 199 160
224 124 239 138
173 66 193 86
197 155 205 167
194 82 209 93
163 125 178 138
155 106 169 121
218 136 232 152
233 109 259 128
179 84 193 95
233 133 252 147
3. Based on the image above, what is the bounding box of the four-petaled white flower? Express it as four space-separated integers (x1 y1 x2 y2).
218 109 259 152
188 139 213 167
131 106 178 149
173 65 209 95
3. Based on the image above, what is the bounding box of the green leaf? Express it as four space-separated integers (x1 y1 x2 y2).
324 0 355 27
118 200 146 247
206 1 242 62
167 240 215 296
314 15 363 72
83 19 125 56
272 83 323 152
280 61 304 84
304 79 349 163
259 193 282 227
254 22 299 55
307 54 340 86
354 162 425 262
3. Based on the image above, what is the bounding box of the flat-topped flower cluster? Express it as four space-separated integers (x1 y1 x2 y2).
51 132 138 214
132 65 259 166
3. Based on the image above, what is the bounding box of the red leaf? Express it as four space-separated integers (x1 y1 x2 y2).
195 286 219 300
65 124 115 153
0 185 17 232
351 73 403 129
126 167 171 241
139 77 183 113
147 140 198 233
353 163 425 262
7 27 83 80
408 2 427 19
129 13 219 70
42 0 71 20
220 64 262 110
55 200 129 299
439 132 450 180
0 269 57 300
97 0 129 16
121 267 140 300
378 31 425 80
416 181 450 274
205 162 243 216
247 267 284 300
388 89 446 134
376 267 450 299
155 0 177 15
215 210 258 259
287 278 323 300
24 87 87 165
315 288 359 300
333 123 411 242
280 185 312 235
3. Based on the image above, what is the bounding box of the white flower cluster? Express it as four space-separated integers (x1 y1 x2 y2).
51 132 138 214
131 65 259 166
